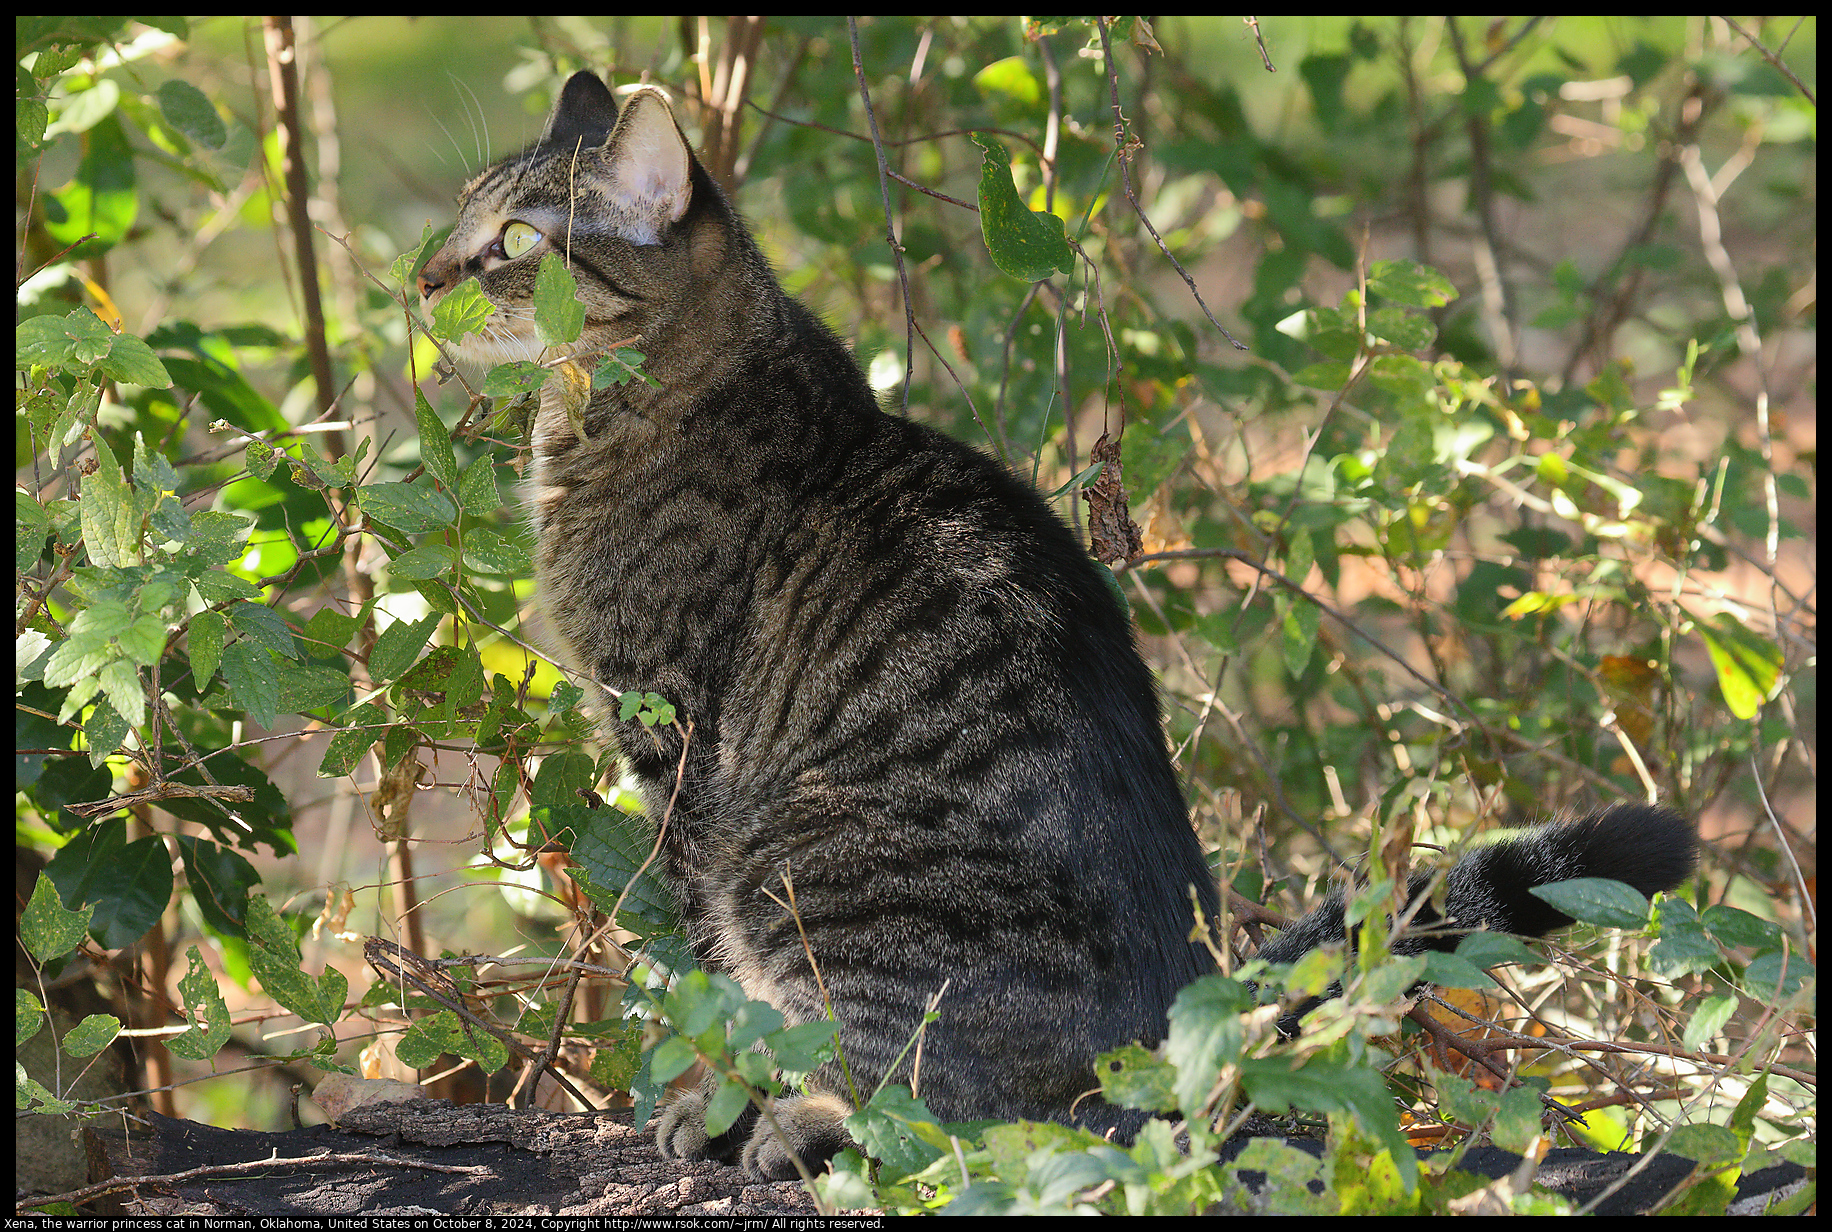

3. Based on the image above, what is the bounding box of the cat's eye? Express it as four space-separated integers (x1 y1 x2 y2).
501 221 541 260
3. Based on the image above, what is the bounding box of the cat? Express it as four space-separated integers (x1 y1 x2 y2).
417 70 1698 1181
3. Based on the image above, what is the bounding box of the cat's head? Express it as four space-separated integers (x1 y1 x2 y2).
417 72 708 368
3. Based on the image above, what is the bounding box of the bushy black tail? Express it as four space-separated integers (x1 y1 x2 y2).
1255 803 1697 1026
1423 802 1697 943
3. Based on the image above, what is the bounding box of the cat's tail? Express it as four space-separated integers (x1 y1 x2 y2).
1425 802 1697 943
1254 803 1697 1029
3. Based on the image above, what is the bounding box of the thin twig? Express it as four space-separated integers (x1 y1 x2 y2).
847 18 917 411
1716 16 1814 105
1095 18 1248 353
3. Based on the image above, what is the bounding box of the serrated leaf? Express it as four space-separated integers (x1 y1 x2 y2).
167 945 232 1060
459 458 504 516
392 223 439 287
319 703 388 778
79 432 139 568
19 872 93 964
356 480 457 536
96 657 144 729
220 640 280 728
228 601 296 659
431 278 491 342
388 542 459 580
369 613 441 683
274 660 352 716
482 360 551 398
17 308 114 369
413 386 458 489
591 347 659 390
17 490 53 560
1164 974 1251 1118
462 528 531 575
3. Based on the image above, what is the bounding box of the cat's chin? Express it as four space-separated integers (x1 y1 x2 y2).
446 328 546 368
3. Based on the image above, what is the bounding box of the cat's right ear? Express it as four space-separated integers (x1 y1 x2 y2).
602 89 693 242
547 71 620 152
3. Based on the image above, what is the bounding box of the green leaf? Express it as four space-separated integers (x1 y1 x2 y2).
96 657 144 730
845 1085 944 1179
462 528 531 576
17 489 53 560
167 945 233 1061
413 385 459 489
459 458 504 516
229 601 297 660
392 222 440 287
79 432 139 568
19 872 93 964
973 56 1044 106
1681 993 1737 1052
1700 905 1782 949
156 79 226 150
431 278 491 342
1647 898 1718 979
702 1075 752 1138
388 542 459 580
1694 612 1784 720
970 133 1074 283
173 835 262 932
220 640 280 728
188 609 225 687
100 331 174 388
1418 950 1496 990
1164 974 1252 1118
17 989 46 1048
274 660 353 716
1096 1042 1178 1113
1741 949 1812 998
56 1013 120 1059
1528 877 1651 930
17 308 112 369
73 832 173 950
535 252 585 347
482 360 551 398
319 703 388 778
1366 258 1458 308
357 480 457 536
369 613 442 683
591 347 660 390
246 895 348 1027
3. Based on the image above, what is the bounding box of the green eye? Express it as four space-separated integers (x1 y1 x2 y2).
502 221 541 259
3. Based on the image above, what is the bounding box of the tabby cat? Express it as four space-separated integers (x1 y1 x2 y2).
418 71 1697 1180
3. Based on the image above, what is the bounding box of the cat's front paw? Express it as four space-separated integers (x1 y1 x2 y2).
652 1089 720 1162
739 1092 857 1181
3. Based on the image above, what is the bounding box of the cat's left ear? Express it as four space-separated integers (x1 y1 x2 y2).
605 89 693 241
548 71 620 151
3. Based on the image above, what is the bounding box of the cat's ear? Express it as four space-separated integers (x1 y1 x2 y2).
604 89 693 239
547 71 620 151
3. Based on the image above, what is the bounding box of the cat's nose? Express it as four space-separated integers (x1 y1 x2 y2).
417 248 456 301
